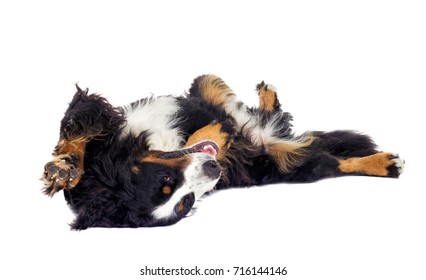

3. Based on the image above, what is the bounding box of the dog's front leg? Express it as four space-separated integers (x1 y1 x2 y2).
43 137 87 196
42 86 124 196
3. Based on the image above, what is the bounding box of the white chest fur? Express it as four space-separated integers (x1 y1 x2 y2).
120 96 183 151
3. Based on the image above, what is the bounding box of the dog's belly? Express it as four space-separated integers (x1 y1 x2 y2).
120 96 184 151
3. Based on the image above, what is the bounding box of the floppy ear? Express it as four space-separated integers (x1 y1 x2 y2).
146 193 196 227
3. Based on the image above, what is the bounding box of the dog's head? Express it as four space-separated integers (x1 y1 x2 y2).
129 140 221 227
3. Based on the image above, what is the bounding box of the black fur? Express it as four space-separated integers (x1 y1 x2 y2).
60 85 125 140
43 76 402 229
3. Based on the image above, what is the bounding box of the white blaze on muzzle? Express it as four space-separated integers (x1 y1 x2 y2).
151 141 221 222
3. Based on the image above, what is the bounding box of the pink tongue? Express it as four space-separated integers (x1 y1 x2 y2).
201 144 218 157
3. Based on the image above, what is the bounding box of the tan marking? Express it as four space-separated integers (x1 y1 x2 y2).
55 137 86 184
177 203 185 212
199 75 236 107
339 152 394 176
55 137 86 155
140 153 191 170
184 123 231 160
258 85 279 112
267 136 315 173
131 165 140 174
162 185 172 195
43 137 87 196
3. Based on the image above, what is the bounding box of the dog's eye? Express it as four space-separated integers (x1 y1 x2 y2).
161 185 172 196
162 176 172 182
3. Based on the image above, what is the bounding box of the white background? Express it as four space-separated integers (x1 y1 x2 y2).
0 1 425 279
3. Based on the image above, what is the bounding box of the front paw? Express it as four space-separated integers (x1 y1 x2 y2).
42 153 83 196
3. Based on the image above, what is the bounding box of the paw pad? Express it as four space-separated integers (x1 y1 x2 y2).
42 154 83 196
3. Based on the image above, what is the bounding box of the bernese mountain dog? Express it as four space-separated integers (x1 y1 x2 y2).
42 75 404 229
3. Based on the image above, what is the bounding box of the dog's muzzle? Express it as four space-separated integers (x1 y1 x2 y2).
158 140 219 159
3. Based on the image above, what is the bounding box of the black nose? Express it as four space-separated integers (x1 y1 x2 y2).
202 160 221 179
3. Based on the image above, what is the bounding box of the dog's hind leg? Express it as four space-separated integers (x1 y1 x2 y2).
261 131 405 183
189 75 314 173
338 152 404 178
42 86 124 196
261 150 404 183
256 81 281 112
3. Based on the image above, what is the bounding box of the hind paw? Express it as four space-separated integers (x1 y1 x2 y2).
256 81 281 112
42 153 83 196
386 153 405 178
339 152 405 178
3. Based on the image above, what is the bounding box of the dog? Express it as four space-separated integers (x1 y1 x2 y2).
42 75 404 229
